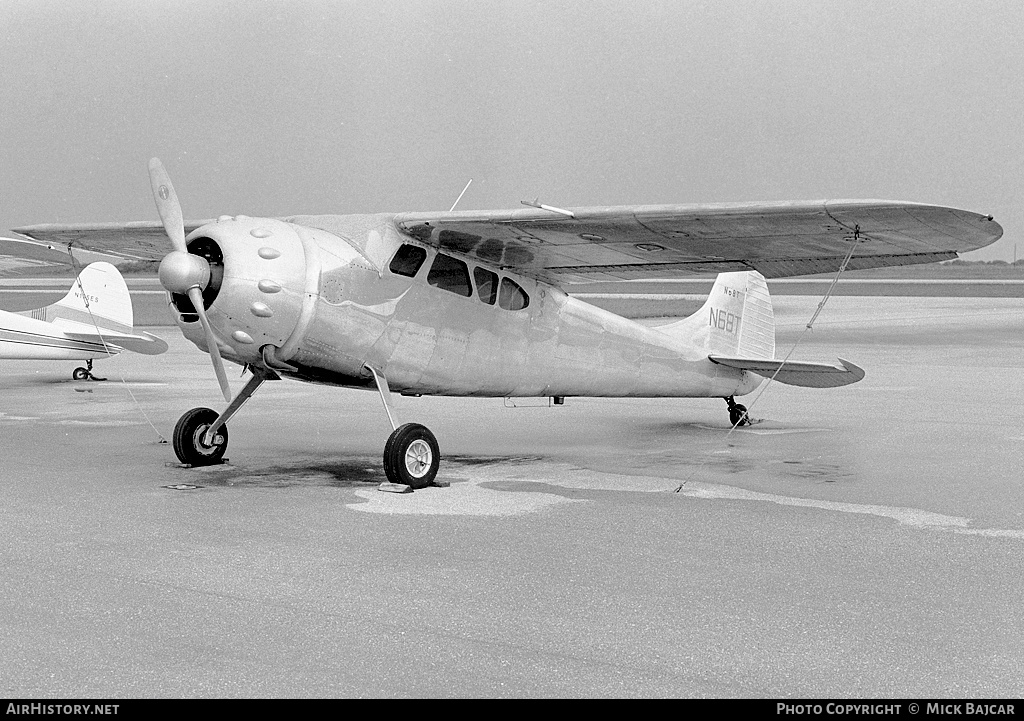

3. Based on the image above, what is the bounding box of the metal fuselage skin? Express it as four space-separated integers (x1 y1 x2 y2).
170 215 758 399
0 310 116 361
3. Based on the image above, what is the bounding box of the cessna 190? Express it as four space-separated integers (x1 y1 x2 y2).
0 240 167 379
12 159 1001 488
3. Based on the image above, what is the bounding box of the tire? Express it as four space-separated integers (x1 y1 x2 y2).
383 423 440 489
730 403 750 427
73 367 89 381
172 407 228 466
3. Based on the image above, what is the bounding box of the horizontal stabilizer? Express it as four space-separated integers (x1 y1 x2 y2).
709 355 865 388
65 330 169 356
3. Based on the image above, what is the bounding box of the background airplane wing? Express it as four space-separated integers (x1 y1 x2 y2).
393 200 1002 282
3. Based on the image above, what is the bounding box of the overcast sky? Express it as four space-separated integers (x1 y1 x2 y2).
2 0 1021 260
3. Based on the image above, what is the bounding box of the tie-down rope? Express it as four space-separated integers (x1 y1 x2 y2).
66 246 167 443
674 238 859 492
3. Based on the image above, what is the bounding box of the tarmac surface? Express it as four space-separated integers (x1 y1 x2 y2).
1 292 1022 698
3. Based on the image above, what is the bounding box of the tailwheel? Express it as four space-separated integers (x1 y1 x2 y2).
73 360 105 381
383 423 440 489
173 407 228 466
725 396 752 427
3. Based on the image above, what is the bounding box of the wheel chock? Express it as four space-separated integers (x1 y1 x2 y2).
378 481 412 494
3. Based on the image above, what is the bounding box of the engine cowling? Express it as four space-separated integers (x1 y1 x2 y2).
170 216 312 368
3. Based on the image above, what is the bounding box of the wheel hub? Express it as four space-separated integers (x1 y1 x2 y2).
192 425 223 454
404 439 433 478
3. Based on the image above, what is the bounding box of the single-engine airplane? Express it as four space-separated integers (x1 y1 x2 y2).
11 159 1002 488
0 245 168 378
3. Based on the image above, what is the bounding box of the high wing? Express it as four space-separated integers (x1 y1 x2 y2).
393 200 1002 282
11 200 1001 284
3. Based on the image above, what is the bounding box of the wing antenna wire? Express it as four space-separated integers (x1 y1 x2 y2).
449 179 473 212
520 199 576 218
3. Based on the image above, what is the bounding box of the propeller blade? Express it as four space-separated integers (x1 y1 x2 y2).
188 286 232 403
148 159 230 404
148 157 187 253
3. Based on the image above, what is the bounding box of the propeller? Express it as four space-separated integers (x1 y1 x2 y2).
149 158 233 402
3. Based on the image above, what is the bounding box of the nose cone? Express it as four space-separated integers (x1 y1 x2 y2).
159 250 211 295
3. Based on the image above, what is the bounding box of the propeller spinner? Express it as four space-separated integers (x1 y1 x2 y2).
149 158 233 402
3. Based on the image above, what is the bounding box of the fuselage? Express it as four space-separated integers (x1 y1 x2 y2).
169 214 759 399
0 309 116 361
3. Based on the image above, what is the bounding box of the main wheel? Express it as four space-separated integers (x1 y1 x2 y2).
73 367 89 381
383 423 440 489
729 403 750 427
172 407 228 466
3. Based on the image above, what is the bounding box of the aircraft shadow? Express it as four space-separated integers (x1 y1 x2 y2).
184 453 545 489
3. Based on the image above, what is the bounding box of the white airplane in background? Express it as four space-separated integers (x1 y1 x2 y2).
0 242 168 379
11 159 1002 489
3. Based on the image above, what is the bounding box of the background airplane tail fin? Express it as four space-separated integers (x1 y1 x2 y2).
41 262 136 334
657 270 775 359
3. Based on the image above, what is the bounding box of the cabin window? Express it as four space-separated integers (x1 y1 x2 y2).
389 244 427 277
427 253 472 297
474 267 498 305
498 277 529 311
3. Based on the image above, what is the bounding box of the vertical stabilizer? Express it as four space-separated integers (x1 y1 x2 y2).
39 262 135 334
657 270 775 359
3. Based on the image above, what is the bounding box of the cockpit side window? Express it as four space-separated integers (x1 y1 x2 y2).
389 244 428 278
427 253 473 297
498 277 530 311
473 267 498 305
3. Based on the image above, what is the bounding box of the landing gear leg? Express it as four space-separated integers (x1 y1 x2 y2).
366 365 441 489
725 396 751 427
171 367 278 466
